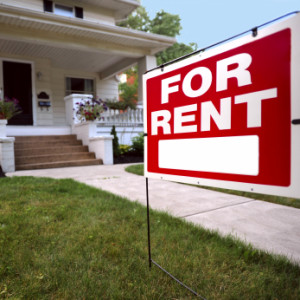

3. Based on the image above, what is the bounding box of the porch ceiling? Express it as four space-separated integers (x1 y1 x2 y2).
0 4 175 76
0 38 129 73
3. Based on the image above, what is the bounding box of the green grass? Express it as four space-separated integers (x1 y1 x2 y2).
125 164 300 209
1 176 300 299
125 164 144 176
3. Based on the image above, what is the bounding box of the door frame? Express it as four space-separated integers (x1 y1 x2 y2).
0 57 37 126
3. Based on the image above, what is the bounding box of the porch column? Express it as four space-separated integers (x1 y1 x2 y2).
138 55 157 105
0 137 15 173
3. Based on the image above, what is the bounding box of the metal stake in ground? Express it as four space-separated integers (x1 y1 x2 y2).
145 178 206 299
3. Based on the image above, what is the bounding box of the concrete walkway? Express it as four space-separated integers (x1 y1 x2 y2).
7 164 300 265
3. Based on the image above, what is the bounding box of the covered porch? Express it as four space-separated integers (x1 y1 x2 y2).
0 4 175 171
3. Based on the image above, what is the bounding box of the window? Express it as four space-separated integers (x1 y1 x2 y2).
55 4 73 17
66 77 95 96
43 1 83 19
43 0 53 13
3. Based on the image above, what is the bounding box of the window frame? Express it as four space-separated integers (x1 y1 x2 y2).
65 76 96 97
43 1 83 19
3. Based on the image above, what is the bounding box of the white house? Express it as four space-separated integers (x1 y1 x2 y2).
0 0 175 171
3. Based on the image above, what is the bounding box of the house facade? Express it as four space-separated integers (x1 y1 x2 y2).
0 0 175 171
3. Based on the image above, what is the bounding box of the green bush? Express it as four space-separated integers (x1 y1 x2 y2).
119 144 131 155
110 125 120 157
130 133 144 156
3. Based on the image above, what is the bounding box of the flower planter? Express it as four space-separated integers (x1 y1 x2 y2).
0 119 7 137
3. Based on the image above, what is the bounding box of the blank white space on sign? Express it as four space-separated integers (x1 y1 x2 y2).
159 135 259 175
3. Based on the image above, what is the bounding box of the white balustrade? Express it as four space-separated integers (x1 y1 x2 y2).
99 107 143 127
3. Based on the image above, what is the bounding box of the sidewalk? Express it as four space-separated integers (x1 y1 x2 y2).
7 164 300 265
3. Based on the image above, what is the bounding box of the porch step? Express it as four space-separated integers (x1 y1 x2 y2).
14 135 103 171
15 152 96 165
16 159 103 171
15 145 89 157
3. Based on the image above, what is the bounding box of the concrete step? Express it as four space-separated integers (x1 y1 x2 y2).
15 145 89 157
13 135 103 171
15 152 96 165
14 135 78 142
16 159 103 171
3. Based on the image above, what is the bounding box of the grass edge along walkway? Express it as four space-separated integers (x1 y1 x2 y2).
0 176 300 299
125 164 300 209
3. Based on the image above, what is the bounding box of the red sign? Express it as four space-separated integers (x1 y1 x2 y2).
145 29 291 187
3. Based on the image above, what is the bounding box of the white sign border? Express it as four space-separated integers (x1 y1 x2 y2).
143 13 300 199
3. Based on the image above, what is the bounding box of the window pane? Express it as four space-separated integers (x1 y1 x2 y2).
71 78 84 92
44 0 53 12
75 6 83 19
84 79 93 93
55 4 73 17
65 77 94 96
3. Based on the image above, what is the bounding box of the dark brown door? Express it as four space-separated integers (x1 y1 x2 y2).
3 61 33 125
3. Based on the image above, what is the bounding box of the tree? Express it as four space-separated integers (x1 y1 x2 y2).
118 7 196 64
156 42 197 65
118 68 138 109
118 6 150 32
117 6 197 103
150 10 181 37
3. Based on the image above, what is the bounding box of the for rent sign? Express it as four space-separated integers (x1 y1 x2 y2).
143 13 300 198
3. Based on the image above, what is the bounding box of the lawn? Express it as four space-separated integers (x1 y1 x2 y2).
1 176 300 299
125 164 300 209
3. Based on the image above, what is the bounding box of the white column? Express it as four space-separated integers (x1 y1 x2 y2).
138 56 157 105
73 122 114 165
64 94 93 127
0 137 15 172
89 136 114 165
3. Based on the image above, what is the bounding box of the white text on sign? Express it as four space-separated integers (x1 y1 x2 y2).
151 53 278 135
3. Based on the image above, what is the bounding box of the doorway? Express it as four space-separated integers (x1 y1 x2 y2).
2 61 33 125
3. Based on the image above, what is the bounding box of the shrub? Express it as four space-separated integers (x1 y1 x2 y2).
119 144 131 155
111 125 120 157
130 133 144 156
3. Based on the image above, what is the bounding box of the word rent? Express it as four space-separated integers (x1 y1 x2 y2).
151 53 277 135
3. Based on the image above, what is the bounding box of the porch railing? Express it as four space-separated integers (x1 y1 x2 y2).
99 107 143 127
64 94 144 127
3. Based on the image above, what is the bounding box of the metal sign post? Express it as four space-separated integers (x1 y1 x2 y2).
145 178 206 299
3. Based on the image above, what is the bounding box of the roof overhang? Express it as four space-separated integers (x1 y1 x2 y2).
0 4 175 77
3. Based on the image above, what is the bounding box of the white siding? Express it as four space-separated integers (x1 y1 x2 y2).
35 58 53 126
97 77 119 101
0 0 115 25
51 68 66 125
80 5 115 25
0 0 42 12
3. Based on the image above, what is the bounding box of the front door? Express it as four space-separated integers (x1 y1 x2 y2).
2 61 33 125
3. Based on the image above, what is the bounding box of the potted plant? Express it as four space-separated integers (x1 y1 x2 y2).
0 97 22 137
75 97 107 122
